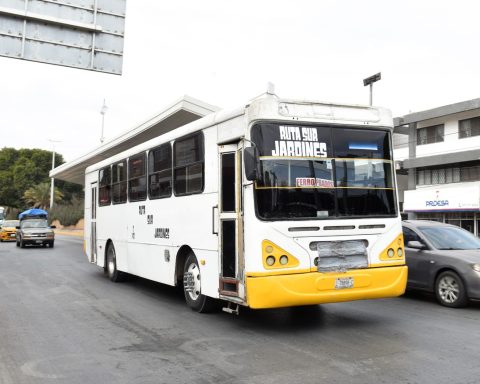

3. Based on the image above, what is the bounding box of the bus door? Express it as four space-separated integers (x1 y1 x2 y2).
218 143 245 301
89 182 97 264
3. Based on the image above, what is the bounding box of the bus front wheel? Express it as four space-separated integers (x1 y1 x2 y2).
183 253 218 313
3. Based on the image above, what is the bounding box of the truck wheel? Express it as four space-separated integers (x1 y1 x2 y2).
50 241 54 248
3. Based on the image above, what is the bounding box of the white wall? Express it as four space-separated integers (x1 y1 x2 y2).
416 109 480 158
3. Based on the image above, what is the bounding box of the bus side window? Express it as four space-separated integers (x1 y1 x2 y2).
99 166 112 206
148 143 172 199
112 160 127 204
129 153 147 201
173 133 204 196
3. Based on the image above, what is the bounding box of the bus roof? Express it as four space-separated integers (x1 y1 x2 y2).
51 94 392 186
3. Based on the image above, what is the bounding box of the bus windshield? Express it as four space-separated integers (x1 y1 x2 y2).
251 123 397 220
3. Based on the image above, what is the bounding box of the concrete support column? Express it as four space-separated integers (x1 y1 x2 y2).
407 123 417 219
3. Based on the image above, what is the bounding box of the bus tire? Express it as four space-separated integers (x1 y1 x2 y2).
106 242 127 282
183 253 218 313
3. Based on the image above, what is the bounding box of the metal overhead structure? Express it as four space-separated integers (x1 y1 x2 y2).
363 72 381 106
0 0 126 74
49 96 220 185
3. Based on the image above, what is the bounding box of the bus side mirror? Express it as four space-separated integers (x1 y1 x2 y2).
244 147 259 181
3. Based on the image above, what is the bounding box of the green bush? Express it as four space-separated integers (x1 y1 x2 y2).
49 198 84 227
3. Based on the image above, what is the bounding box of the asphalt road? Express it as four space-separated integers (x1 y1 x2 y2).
0 236 479 384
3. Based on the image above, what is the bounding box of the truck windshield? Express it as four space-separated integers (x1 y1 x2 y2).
21 220 49 228
251 123 397 220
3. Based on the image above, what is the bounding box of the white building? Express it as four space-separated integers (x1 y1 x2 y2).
394 98 480 235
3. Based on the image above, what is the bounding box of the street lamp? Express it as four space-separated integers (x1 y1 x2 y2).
100 99 108 143
49 139 62 209
363 72 381 106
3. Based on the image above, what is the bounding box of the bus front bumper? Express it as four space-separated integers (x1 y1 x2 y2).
246 266 407 309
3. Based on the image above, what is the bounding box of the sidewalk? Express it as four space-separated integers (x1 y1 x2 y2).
54 229 84 238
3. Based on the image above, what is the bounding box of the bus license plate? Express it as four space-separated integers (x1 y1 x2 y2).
335 277 354 289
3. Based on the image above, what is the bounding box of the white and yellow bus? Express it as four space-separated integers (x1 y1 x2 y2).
84 95 407 313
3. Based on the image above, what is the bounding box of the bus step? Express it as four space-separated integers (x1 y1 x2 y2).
222 303 239 316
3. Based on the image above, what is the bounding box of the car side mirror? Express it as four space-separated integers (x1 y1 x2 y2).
50 225 56 229
15 226 20 229
407 240 426 250
244 146 259 181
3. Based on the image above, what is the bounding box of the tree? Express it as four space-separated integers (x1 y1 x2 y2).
0 147 82 208
23 182 63 210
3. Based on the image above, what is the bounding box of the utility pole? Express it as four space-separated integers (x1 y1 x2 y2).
49 139 62 209
100 99 108 143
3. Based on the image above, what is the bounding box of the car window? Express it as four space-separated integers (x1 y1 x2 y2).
403 226 421 245
418 226 480 250
2 220 19 227
21 220 49 229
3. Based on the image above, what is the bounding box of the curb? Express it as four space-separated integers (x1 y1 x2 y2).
54 230 84 238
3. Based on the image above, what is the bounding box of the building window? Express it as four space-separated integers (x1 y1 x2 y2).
148 143 172 199
424 169 431 185
459 117 480 139
417 162 480 186
99 166 111 206
460 165 480 182
129 153 147 201
174 133 204 195
112 160 127 204
417 124 444 145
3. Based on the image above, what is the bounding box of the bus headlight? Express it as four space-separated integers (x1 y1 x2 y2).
262 240 299 269
380 234 405 261
279 255 289 265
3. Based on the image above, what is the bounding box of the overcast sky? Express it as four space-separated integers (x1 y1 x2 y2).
1 0 480 161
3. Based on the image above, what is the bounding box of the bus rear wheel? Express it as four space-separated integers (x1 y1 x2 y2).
106 242 127 282
183 253 218 313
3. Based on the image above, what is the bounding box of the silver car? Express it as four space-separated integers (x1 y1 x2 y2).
16 219 56 248
402 220 480 308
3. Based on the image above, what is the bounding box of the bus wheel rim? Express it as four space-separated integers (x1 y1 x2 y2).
108 248 115 276
186 263 201 301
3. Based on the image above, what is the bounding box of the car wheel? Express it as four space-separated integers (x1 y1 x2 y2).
183 253 218 313
16 239 19 247
435 271 468 308
106 242 126 282
20 239 25 248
